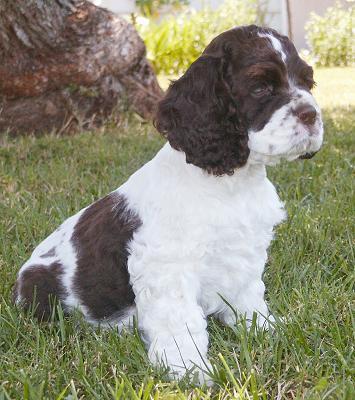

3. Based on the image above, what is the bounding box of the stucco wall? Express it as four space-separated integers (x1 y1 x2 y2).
91 0 136 13
290 0 351 49
190 0 352 49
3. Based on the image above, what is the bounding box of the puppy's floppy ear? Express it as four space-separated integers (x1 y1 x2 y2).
154 54 249 176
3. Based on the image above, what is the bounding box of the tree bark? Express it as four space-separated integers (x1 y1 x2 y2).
0 0 163 135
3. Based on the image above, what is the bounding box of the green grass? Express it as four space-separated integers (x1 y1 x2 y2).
1 69 354 399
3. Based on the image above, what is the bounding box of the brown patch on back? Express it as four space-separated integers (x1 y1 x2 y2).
40 247 56 258
72 192 141 321
12 280 19 304
15 262 67 320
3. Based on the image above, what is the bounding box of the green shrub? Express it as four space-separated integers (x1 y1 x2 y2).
136 0 188 17
136 0 263 75
305 2 354 67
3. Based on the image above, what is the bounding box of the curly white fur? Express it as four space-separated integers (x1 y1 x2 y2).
118 143 287 381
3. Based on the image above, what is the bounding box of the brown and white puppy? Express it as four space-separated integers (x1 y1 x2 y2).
14 25 323 384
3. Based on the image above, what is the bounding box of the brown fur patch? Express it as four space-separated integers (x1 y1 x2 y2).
16 263 66 320
72 192 141 321
12 280 19 304
40 247 56 258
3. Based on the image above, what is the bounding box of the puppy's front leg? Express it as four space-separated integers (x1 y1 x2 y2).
133 272 211 384
217 279 273 329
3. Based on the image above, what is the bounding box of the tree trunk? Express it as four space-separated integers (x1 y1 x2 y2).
286 0 293 41
0 0 163 135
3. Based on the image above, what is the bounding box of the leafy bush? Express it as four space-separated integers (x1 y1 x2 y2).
136 0 188 17
305 2 354 67
137 0 264 75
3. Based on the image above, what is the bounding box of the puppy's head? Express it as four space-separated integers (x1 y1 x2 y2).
155 25 323 175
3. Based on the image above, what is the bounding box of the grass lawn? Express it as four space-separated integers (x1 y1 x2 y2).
0 68 354 399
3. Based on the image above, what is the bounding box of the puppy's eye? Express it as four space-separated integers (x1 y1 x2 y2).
251 83 273 97
304 76 316 90
302 67 315 89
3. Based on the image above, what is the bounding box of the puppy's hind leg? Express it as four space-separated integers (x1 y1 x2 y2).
13 262 67 320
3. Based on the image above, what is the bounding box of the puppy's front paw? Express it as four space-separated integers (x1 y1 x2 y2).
243 313 276 332
149 346 213 386
169 359 213 386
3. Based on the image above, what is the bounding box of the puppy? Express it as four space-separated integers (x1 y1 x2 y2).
13 25 323 384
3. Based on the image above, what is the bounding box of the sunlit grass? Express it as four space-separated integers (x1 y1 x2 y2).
313 67 355 108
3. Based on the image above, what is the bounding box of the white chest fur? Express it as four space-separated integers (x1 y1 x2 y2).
120 144 286 319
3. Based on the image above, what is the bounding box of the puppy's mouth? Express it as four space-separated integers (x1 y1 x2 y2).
293 129 323 160
298 151 317 160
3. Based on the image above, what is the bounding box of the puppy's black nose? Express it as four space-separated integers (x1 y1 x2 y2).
294 105 317 126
